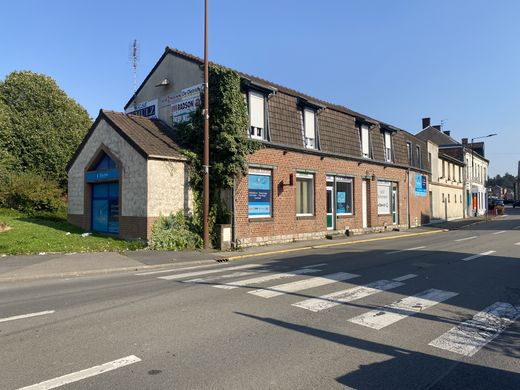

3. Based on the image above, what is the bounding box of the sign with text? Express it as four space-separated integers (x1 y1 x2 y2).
248 173 271 218
377 181 391 215
415 174 427 197
125 99 158 118
167 83 204 124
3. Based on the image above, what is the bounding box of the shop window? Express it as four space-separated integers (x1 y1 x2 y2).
336 177 353 215
360 125 371 159
303 108 317 149
248 169 272 218
248 90 265 140
296 173 314 216
377 181 391 215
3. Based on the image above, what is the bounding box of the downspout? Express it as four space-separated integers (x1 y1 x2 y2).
407 167 411 228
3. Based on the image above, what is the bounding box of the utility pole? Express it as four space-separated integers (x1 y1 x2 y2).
203 0 210 249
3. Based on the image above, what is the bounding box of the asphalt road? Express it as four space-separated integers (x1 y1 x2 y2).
1 208 519 389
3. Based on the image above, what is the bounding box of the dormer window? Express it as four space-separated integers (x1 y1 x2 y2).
303 108 316 149
360 124 371 158
248 90 265 140
384 131 392 162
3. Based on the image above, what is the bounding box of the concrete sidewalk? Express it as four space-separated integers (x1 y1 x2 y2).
0 216 492 283
0 229 428 283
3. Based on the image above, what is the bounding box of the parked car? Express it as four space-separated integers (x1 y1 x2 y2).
513 200 520 208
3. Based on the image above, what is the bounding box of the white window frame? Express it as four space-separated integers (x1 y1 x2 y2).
248 90 265 140
296 172 314 216
303 108 317 149
360 125 371 159
384 131 392 162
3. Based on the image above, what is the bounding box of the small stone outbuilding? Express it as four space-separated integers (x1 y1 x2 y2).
67 110 191 239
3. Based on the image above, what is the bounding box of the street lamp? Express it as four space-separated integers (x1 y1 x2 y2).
470 133 497 217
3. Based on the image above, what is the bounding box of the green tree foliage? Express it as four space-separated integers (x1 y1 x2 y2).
486 173 518 190
0 71 92 188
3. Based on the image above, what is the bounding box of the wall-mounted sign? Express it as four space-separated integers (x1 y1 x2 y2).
377 181 391 214
248 172 272 218
125 99 158 118
168 83 204 124
86 169 120 183
415 174 427 197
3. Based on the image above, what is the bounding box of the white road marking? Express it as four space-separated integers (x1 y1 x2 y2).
392 274 418 282
17 355 141 390
213 268 322 289
136 263 224 276
158 264 263 280
183 270 261 283
292 280 404 312
0 310 55 324
385 246 425 255
515 242 520 246
348 288 458 330
302 263 327 268
461 251 496 262
429 302 520 357
454 236 477 242
492 230 506 235
249 272 359 298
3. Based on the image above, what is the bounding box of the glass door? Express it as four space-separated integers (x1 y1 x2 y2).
391 185 398 225
326 185 334 230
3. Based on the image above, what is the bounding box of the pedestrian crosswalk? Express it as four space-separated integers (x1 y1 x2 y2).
138 262 518 356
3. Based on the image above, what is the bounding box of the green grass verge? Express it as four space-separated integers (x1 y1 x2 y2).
0 208 146 255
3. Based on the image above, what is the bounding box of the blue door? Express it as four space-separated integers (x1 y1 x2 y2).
92 183 119 234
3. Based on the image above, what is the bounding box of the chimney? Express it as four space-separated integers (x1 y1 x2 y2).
422 117 431 129
462 138 468 145
443 130 451 136
433 125 442 131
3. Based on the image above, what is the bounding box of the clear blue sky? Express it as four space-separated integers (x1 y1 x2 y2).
1 0 518 176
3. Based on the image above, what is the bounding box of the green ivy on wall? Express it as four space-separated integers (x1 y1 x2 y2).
175 64 262 245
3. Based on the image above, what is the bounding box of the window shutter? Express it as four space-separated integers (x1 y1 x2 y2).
249 91 264 129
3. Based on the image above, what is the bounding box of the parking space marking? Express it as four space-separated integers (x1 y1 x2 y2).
17 355 141 390
0 310 55 324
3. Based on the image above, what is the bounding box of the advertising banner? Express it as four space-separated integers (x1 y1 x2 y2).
125 99 158 118
166 83 204 124
415 174 427 197
337 191 346 214
377 181 391 214
248 174 271 217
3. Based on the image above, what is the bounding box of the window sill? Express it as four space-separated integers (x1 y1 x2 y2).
337 214 354 219
296 215 315 220
248 217 273 223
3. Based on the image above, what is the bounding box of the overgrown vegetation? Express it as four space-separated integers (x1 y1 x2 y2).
173 65 261 247
0 71 92 188
148 211 202 251
0 208 144 255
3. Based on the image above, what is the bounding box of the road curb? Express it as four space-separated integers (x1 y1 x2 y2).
218 229 449 262
0 259 218 283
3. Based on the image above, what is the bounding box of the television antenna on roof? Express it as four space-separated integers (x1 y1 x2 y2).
129 39 140 92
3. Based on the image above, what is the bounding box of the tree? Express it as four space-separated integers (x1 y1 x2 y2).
0 71 92 188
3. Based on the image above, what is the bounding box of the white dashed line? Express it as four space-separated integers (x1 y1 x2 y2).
0 310 55 324
461 251 496 262
292 279 404 312
454 236 477 242
349 288 458 329
492 230 506 235
429 302 520 357
392 274 418 282
385 246 425 255
249 272 359 298
158 264 263 280
17 355 141 390
515 242 520 246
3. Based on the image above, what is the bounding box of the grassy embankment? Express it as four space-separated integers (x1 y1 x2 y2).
0 208 145 255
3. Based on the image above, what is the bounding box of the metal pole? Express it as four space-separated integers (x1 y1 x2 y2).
203 0 210 249
471 137 474 217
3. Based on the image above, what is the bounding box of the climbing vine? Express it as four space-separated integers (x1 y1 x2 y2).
175 65 261 244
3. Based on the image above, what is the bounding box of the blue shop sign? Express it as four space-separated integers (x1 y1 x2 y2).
415 174 427 197
86 169 119 182
248 174 271 217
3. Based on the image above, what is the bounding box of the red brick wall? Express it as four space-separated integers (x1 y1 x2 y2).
235 148 430 246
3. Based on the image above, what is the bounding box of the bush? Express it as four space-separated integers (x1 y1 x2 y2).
0 172 64 213
149 211 202 251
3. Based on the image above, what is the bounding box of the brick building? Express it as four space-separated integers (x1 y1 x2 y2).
68 47 431 246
